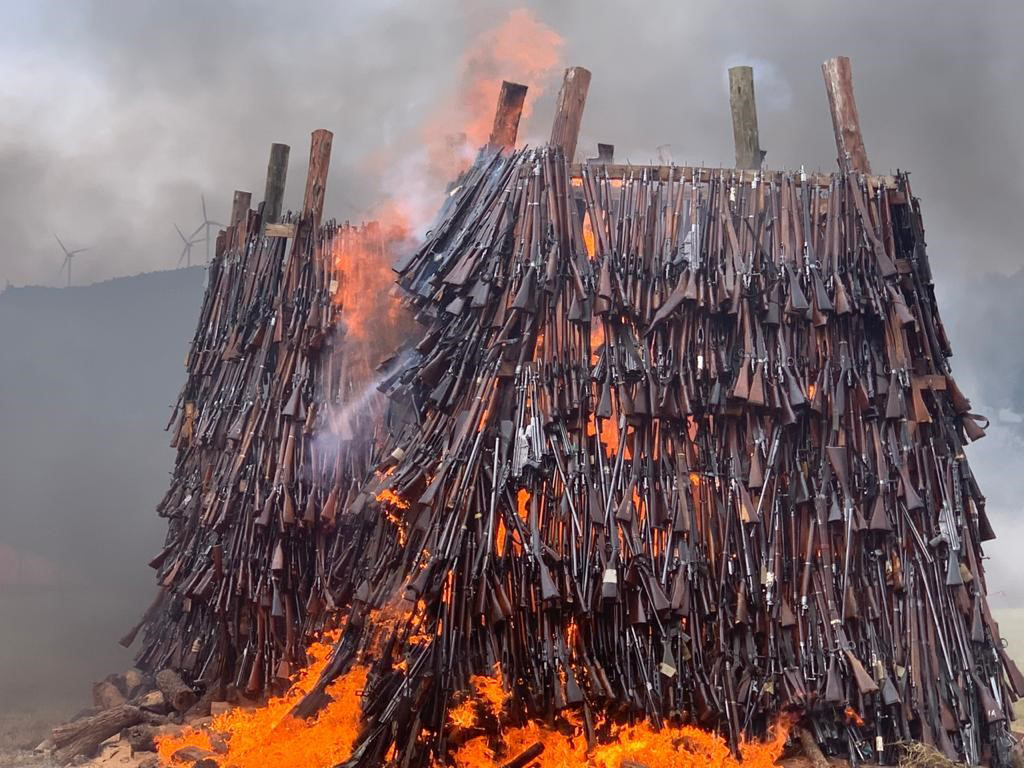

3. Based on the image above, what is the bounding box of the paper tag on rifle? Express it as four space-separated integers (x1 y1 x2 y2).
602 568 617 585
659 661 678 678
329 279 339 294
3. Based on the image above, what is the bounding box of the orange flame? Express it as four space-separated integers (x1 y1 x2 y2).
362 9 565 242
376 488 410 510
157 633 367 768
456 9 565 148
330 224 405 352
376 488 410 545
517 488 531 520
449 669 790 768
582 212 597 260
158 639 788 768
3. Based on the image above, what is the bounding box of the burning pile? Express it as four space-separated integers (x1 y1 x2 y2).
99 59 1024 768
292 146 1022 767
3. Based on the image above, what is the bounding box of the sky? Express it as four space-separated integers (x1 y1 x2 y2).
1 1 1022 287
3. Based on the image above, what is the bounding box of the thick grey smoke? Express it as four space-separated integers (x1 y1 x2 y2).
3 1 1022 286
1 0 1022 724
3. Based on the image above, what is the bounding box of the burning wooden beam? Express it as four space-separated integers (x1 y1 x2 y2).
822 56 871 173
487 80 528 151
728 65 764 170
549 66 591 162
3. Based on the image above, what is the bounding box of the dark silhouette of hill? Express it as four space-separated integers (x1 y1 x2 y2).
0 267 206 718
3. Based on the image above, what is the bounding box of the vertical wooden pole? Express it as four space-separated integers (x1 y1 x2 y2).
728 66 764 170
549 66 592 163
302 129 333 230
488 81 528 150
230 190 251 247
263 143 290 224
822 56 871 174
230 190 251 226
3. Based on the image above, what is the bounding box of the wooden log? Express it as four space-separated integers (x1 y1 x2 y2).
302 129 333 230
155 668 198 713
549 66 592 162
92 679 126 709
171 745 218 765
795 725 830 768
728 66 764 170
230 190 252 248
230 190 251 226
135 689 170 714
122 668 146 697
51 704 142 764
263 142 290 225
822 56 871 174
69 705 103 723
121 723 172 753
488 81 528 150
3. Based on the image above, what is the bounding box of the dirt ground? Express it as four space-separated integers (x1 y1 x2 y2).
0 713 54 767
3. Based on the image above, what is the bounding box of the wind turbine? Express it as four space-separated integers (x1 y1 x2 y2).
175 224 206 267
55 234 88 288
193 195 226 263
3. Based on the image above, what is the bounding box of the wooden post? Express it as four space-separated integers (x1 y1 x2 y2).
488 81 528 150
230 190 251 226
230 190 251 247
728 66 764 170
302 129 333 230
263 142 290 224
549 66 592 163
822 56 871 174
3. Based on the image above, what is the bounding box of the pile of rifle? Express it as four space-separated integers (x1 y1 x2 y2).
291 146 1023 767
126 213 402 703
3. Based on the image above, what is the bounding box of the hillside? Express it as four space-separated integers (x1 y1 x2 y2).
0 267 206 722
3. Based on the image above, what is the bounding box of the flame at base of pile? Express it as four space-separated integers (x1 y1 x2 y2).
448 670 790 768
157 633 366 768
157 634 366 765
157 633 789 768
